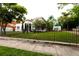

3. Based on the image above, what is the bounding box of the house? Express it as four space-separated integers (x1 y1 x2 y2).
73 26 79 32
15 19 33 32
1 17 60 32
0 19 33 32
0 19 16 32
53 26 61 31
15 17 46 32
15 23 22 31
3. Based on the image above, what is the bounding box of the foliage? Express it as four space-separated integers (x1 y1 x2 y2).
33 18 46 31
72 5 79 16
58 12 70 29
33 16 54 31
58 3 69 9
0 46 49 56
0 3 27 34
46 16 55 31
58 4 79 30
46 19 53 31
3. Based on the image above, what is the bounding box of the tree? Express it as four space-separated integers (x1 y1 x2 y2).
58 3 79 30
71 5 79 27
58 10 79 30
72 5 79 17
0 3 27 35
46 16 54 31
33 18 46 32
41 16 54 31
58 12 70 27
58 3 77 9
58 3 69 9
33 16 54 32
58 11 74 30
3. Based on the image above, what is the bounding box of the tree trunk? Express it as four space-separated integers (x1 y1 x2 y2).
22 22 25 33
2 23 7 35
3 26 6 34
0 19 3 35
0 26 3 35
0 23 2 35
25 23 28 33
26 24 28 33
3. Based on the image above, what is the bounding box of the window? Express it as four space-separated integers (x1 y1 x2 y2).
17 26 20 29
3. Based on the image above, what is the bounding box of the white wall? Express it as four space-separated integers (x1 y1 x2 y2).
0 27 13 32
53 26 61 31
15 24 22 31
6 27 13 31
24 21 32 24
15 23 32 32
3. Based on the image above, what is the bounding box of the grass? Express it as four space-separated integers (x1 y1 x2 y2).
0 46 51 56
3 31 79 43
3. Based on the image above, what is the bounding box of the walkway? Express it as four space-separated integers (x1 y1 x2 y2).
0 36 79 56
67 31 79 35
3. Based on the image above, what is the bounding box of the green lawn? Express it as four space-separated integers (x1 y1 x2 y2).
0 46 51 56
3 31 79 43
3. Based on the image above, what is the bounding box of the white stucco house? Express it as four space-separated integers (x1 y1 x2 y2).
15 24 22 31
53 26 61 31
73 26 79 31
15 19 33 32
15 17 47 32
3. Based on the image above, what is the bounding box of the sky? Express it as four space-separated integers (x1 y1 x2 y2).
18 0 75 19
0 0 79 19
18 0 59 19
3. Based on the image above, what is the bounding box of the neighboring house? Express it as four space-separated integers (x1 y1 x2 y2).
73 26 79 31
76 26 79 31
15 23 22 31
53 26 61 31
32 17 47 32
0 20 16 32
16 17 45 32
15 19 33 32
0 17 61 32
0 19 33 32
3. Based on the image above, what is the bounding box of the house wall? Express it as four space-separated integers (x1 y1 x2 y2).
53 26 61 31
0 20 34 32
15 24 22 31
0 27 13 32
15 23 33 32
0 20 16 32
6 27 13 31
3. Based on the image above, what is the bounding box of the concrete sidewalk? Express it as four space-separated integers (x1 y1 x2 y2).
0 36 79 56
0 36 79 46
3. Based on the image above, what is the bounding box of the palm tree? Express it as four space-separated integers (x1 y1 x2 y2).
43 16 55 31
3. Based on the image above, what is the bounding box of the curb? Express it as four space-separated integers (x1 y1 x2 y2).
0 36 79 47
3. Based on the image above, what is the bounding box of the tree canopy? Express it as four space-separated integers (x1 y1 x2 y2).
58 4 79 30
0 3 27 34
